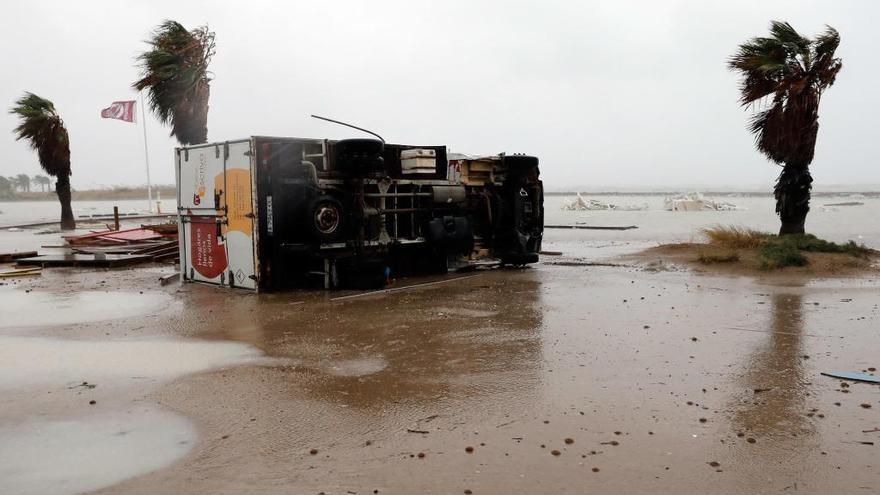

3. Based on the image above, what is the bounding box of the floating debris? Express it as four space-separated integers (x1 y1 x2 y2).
663 192 742 212
561 193 649 211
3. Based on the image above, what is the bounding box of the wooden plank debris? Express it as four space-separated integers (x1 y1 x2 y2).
16 254 153 268
0 267 42 278
0 251 38 263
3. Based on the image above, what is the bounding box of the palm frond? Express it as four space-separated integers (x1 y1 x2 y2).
729 21 840 169
769 21 810 57
8 92 71 178
133 20 215 145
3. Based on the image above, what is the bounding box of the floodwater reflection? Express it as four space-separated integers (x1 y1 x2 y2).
184 271 546 410
732 291 814 445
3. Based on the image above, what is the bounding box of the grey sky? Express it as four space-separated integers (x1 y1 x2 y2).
1 0 877 191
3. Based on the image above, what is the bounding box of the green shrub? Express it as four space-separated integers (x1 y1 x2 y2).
781 234 873 257
697 249 740 264
759 242 808 269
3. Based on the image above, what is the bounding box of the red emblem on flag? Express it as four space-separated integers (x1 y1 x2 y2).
100 101 136 123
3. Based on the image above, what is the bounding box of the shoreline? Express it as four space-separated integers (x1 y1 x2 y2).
3 189 880 202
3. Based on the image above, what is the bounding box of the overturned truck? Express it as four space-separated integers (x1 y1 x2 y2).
176 135 543 291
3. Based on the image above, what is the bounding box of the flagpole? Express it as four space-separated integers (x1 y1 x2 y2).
138 92 153 213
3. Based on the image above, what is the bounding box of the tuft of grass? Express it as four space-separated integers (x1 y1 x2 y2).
780 234 874 257
697 249 740 264
702 227 875 270
759 243 808 269
701 226 771 249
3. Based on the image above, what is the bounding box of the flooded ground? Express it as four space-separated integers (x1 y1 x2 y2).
0 204 878 494
1 256 878 493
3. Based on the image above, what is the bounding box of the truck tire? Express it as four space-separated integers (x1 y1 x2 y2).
307 195 345 243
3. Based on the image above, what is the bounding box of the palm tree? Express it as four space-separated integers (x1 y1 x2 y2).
9 93 75 229
133 20 215 145
729 22 842 235
14 173 31 192
32 174 51 192
0 176 14 200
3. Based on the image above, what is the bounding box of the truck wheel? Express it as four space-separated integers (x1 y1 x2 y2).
307 195 345 243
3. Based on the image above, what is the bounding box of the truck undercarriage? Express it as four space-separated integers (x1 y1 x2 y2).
176 136 543 291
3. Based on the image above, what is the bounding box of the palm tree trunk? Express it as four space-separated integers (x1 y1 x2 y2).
774 166 812 236
55 174 76 230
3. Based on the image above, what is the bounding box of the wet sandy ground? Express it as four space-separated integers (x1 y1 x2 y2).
1 250 879 494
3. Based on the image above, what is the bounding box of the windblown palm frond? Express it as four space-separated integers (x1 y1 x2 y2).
9 92 71 178
728 21 841 169
134 20 215 145
9 92 75 229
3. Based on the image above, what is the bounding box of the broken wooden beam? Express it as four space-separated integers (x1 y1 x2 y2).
15 254 153 268
0 251 38 263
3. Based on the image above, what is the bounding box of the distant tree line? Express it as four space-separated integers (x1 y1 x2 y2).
0 173 52 199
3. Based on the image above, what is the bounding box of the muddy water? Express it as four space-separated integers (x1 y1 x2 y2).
74 264 877 495
1 228 879 493
0 270 270 495
0 407 193 495
0 287 176 329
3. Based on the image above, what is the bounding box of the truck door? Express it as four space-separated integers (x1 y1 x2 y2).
221 140 257 290
176 144 227 215
177 140 258 289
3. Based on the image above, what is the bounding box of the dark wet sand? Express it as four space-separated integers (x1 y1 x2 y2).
2 255 879 494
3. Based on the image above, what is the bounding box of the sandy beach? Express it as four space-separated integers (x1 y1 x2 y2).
1 216 878 494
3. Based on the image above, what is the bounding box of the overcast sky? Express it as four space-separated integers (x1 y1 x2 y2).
1 0 877 191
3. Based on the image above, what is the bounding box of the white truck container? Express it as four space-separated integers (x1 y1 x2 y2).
176 140 258 290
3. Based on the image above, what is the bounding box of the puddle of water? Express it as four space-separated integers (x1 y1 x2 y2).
0 287 174 329
0 406 194 495
0 336 267 391
324 356 388 377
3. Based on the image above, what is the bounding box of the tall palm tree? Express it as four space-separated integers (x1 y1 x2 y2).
0 176 13 199
729 21 842 235
32 174 51 192
14 173 31 192
9 93 75 229
133 20 215 145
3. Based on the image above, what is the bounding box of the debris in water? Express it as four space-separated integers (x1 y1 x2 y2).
561 193 648 211
821 371 880 384
663 192 742 211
